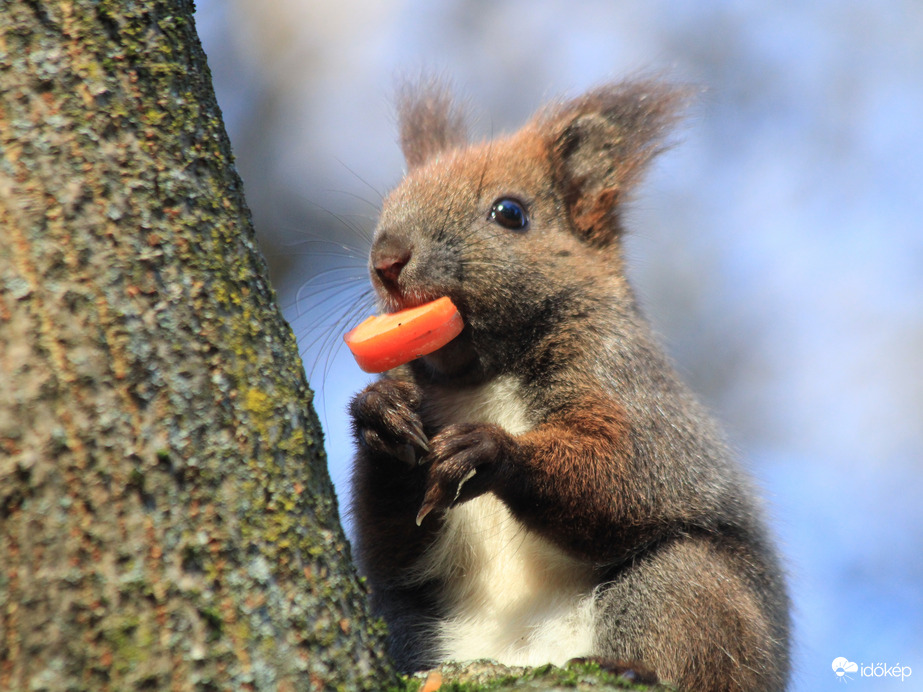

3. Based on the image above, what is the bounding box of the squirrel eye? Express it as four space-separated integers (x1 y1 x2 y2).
488 198 529 231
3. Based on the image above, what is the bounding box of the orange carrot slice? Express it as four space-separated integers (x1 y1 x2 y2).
344 297 464 373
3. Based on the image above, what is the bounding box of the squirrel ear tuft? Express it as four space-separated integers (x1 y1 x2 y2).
543 80 694 245
397 77 468 169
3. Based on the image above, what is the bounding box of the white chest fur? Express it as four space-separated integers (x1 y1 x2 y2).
412 376 598 666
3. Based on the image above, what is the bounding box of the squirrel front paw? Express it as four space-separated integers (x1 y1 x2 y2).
416 423 514 525
350 379 429 466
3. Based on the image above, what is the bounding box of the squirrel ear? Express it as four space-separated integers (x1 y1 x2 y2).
545 80 692 245
397 78 468 169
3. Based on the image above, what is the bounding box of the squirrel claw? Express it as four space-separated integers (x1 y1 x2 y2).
415 497 438 526
407 419 430 455
415 468 477 526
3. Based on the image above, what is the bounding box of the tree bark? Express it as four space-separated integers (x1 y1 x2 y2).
0 2 394 690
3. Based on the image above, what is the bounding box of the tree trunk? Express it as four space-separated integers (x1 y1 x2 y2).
0 2 395 690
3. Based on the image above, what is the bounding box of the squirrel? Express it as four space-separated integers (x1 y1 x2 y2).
348 78 791 690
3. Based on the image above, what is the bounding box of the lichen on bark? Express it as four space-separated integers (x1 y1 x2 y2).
0 1 394 689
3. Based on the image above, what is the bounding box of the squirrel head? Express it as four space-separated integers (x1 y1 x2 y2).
369 78 690 379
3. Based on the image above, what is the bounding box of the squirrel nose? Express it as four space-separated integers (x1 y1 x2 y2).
371 234 412 287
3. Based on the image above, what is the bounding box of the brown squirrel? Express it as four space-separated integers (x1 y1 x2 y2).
348 78 791 690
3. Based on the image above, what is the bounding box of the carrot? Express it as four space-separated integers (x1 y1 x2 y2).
420 670 443 692
344 296 464 373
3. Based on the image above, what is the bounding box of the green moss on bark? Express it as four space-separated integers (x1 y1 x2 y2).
404 661 674 692
0 1 394 689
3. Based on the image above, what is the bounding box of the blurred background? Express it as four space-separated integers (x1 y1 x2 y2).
196 1 922 689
